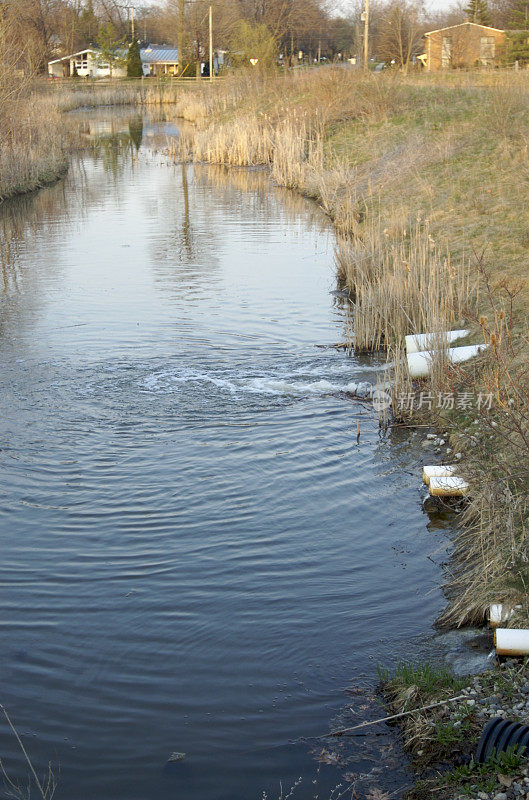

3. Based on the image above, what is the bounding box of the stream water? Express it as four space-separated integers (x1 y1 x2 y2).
0 114 452 800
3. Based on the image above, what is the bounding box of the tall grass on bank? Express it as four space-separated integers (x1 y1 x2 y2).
50 79 194 112
0 88 67 202
174 69 406 171
0 12 69 200
335 217 473 353
380 259 529 630
434 267 529 628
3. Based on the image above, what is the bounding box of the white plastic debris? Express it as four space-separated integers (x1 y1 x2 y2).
405 329 470 355
422 465 458 485
429 476 469 497
488 604 522 629
489 604 508 628
407 344 489 379
495 628 529 656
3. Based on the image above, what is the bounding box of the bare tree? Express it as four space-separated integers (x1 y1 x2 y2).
376 0 424 71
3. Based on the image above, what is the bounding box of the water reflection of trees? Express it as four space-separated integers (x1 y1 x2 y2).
192 163 331 233
86 114 144 178
0 179 73 340
0 180 71 293
128 117 144 151
66 111 145 183
148 161 221 293
0 220 21 294
149 159 334 297
89 133 137 180
0 117 338 332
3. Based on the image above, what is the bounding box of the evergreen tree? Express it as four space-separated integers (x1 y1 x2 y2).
465 0 491 24
505 31 529 63
79 0 99 46
128 116 144 149
127 39 143 77
96 23 125 77
509 0 529 29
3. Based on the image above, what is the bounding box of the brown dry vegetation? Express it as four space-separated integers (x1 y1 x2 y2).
0 13 67 200
0 94 67 202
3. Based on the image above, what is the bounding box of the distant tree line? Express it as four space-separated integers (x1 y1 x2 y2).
2 0 529 76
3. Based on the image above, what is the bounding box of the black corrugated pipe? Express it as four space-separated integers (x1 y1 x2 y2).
475 717 529 763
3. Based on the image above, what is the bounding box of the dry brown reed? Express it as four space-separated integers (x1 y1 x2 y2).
173 68 404 173
436 266 529 628
335 216 473 352
0 13 69 200
0 89 66 201
52 79 195 112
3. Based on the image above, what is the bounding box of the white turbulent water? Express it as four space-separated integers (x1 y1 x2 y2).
141 367 377 397
0 115 446 800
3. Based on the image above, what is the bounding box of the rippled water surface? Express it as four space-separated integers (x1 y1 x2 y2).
0 116 447 800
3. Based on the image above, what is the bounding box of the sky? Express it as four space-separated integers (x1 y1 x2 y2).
333 0 458 14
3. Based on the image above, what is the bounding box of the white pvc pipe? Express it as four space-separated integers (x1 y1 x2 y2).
407 351 434 378
429 476 469 497
450 343 489 365
489 604 507 628
422 465 458 485
405 329 470 355
495 628 529 656
407 344 489 379
489 604 521 629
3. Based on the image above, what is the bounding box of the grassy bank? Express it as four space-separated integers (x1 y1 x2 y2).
168 68 529 632
379 659 529 800
0 84 67 201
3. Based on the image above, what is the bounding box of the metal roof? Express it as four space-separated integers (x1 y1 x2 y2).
141 47 178 63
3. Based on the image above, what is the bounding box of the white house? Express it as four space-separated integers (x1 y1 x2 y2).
48 45 180 78
48 49 127 78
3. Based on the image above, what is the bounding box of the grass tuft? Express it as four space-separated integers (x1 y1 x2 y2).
378 661 467 699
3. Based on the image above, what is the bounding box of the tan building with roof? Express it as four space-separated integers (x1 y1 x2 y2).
423 22 506 70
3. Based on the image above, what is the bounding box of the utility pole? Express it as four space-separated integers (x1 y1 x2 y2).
363 0 369 72
119 5 136 43
178 0 184 77
209 4 213 82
